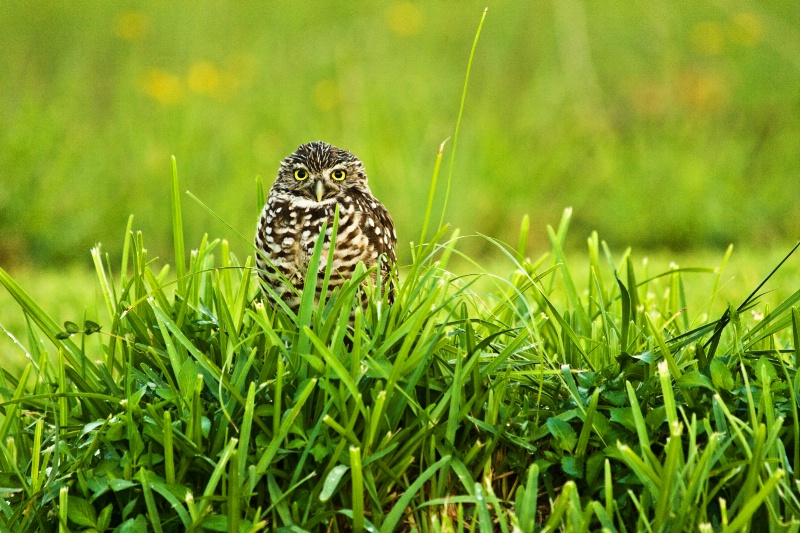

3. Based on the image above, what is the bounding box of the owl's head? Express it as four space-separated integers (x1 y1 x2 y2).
273 141 370 202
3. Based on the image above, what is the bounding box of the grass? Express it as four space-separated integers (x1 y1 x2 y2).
1 155 800 529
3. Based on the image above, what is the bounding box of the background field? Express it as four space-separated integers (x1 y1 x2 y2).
2 0 799 265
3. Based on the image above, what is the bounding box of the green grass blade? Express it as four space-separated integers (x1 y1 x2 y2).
721 469 784 533
187 190 253 248
706 244 733 319
542 481 574 532
256 174 265 211
547 224 590 335
653 421 681 531
254 379 317 481
59 486 68 533
228 449 241 533
438 7 488 231
197 438 239 519
349 446 364 533
517 464 539 533
419 139 447 246
0 364 31 444
647 314 682 379
138 469 165 533
379 455 451 533
171 156 186 294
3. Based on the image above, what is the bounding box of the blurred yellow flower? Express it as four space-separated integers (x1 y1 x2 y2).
188 61 221 95
691 21 724 56
677 70 728 113
141 68 184 106
730 12 763 46
386 2 423 37
313 79 340 111
114 11 149 42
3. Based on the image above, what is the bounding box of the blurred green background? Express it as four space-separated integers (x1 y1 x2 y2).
1 0 798 267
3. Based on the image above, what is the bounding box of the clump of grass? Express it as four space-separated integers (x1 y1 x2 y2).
1 150 800 531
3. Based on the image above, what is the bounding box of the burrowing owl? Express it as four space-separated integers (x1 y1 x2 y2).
255 141 397 311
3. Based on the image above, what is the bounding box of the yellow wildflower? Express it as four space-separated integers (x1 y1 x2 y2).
188 61 221 95
141 68 184 106
385 2 423 37
114 11 149 42
730 12 763 46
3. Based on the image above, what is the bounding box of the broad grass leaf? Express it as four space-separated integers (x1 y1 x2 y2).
300 352 325 374
547 418 577 452
677 371 715 391
754 356 777 383
561 456 584 478
610 407 636 430
116 515 148 533
310 442 330 462
98 504 113 531
710 360 734 390
645 406 667 430
86 474 110 497
602 389 628 406
585 453 605 485
67 496 97 528
320 464 349 502
201 515 228 531
106 418 126 441
177 360 200 398
109 479 137 492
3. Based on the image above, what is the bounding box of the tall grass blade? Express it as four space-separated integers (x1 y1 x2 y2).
380 455 451 533
349 447 364 533
438 8 488 231
171 156 186 294
138 469 165 533
721 470 784 533
419 139 447 246
256 174 265 211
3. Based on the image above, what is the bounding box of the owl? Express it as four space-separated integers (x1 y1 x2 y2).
255 141 397 312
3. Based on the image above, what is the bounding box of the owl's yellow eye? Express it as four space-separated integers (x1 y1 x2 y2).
294 169 309 181
331 169 347 181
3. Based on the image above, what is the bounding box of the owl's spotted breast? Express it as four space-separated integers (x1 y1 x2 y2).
255 142 396 312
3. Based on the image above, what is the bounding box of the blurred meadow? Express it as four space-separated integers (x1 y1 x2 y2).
1 1 799 335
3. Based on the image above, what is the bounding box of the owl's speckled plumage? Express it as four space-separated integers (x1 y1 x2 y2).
255 141 397 310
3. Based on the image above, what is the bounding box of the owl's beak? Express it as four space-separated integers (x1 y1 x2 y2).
315 180 325 202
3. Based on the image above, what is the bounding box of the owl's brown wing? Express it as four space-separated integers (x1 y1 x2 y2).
372 202 397 261
255 194 307 309
366 197 397 303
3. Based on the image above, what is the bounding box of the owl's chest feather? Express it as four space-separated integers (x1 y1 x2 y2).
264 195 369 271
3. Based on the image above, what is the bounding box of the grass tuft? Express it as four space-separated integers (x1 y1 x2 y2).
1 183 799 530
